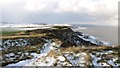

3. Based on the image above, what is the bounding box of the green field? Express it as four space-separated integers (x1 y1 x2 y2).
0 27 23 36
1 31 20 35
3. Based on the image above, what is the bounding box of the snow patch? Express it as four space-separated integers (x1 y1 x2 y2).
7 59 33 66
57 56 65 61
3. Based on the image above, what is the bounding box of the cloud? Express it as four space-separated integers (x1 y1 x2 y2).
1 0 119 26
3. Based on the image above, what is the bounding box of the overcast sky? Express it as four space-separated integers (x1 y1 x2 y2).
0 0 119 26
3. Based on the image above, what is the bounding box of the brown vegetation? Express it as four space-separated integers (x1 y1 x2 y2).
1 34 46 39
60 45 119 53
85 52 92 62
60 46 82 53
47 50 58 58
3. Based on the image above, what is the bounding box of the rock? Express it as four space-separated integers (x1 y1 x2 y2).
75 32 83 36
60 42 75 47
50 27 103 47
26 26 106 47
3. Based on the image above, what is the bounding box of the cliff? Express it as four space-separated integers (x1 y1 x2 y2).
1 26 116 67
28 26 107 47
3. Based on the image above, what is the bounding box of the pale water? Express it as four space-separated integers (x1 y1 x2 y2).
73 26 118 45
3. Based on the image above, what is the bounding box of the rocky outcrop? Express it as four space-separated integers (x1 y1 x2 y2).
31 26 106 47
51 27 98 47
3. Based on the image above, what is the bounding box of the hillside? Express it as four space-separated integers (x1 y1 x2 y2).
0 26 120 67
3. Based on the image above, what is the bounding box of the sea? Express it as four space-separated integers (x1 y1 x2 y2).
72 24 118 45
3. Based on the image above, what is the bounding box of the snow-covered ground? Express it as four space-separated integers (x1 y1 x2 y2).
23 40 58 66
64 52 87 66
90 50 119 67
4 39 119 67
5 38 90 67
6 39 59 66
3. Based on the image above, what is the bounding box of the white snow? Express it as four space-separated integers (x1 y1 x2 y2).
24 52 29 56
9 53 15 57
5 54 10 57
101 41 111 46
64 52 87 66
90 50 119 67
40 57 55 66
30 53 39 58
23 40 57 66
108 50 113 53
112 58 117 62
89 36 96 40
25 57 55 66
77 33 110 46
81 53 86 56
100 62 109 66
57 56 65 61
78 35 97 45
7 59 33 66
107 60 115 66
90 53 101 66
6 39 60 66
0 48 2 50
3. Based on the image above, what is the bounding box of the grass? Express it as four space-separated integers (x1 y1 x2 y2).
1 27 24 36
60 45 120 57
85 52 92 62
52 26 69 29
60 46 81 53
47 50 58 58
1 34 46 39
1 31 20 36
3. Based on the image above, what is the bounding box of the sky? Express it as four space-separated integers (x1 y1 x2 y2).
0 0 119 26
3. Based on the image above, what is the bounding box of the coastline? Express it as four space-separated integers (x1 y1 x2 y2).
1 25 119 67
